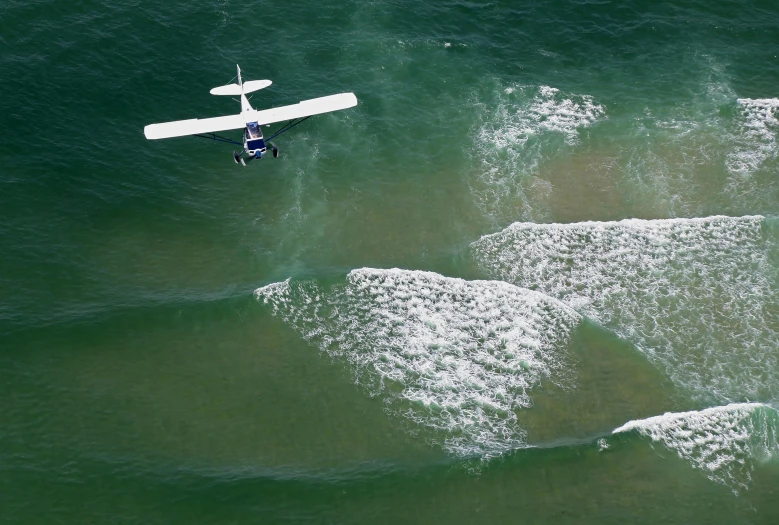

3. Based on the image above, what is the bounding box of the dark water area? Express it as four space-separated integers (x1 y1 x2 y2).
2 0 779 522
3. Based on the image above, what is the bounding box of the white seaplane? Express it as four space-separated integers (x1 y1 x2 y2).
144 65 358 165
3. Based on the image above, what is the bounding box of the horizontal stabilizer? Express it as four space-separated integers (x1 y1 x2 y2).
210 84 241 96
243 80 272 94
210 79 272 96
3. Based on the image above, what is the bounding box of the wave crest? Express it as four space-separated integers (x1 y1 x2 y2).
471 215 779 403
256 269 582 456
613 403 779 493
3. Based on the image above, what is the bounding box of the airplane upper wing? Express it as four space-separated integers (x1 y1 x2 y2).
251 93 358 126
144 113 246 140
144 92 357 139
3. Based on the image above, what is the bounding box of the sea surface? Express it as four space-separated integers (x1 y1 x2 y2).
2 0 779 523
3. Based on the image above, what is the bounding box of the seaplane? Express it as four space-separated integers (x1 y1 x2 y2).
143 65 358 165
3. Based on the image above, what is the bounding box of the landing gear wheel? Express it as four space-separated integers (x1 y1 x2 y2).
270 142 279 158
233 151 241 164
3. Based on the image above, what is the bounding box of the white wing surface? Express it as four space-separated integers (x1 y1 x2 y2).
242 80 272 94
144 113 246 140
210 80 272 96
250 93 358 126
209 84 242 96
144 92 357 140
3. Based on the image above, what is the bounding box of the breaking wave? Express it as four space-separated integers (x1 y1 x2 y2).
613 403 779 494
256 268 582 457
471 215 779 404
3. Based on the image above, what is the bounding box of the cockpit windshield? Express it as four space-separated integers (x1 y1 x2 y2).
246 122 262 139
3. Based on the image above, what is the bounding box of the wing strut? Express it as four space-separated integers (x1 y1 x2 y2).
266 116 312 142
194 133 243 146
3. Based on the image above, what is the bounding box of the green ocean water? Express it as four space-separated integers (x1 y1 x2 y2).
3 0 779 523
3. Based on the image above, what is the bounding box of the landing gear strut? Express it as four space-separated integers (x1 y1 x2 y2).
233 145 278 166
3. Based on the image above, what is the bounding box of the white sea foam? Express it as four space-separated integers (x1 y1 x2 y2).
471 215 779 403
475 85 604 152
256 269 582 456
470 84 605 220
613 403 779 493
727 98 779 176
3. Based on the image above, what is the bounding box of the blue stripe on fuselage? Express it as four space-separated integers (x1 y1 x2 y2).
247 139 266 151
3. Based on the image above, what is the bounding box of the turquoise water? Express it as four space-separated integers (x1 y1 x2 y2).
2 0 779 522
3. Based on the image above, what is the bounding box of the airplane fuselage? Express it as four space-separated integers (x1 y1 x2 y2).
239 76 267 159
244 121 267 158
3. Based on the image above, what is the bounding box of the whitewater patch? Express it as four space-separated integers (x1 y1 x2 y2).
613 403 779 494
471 215 779 404
478 85 605 147
256 268 582 457
470 84 605 220
726 98 779 176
